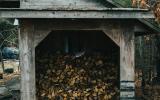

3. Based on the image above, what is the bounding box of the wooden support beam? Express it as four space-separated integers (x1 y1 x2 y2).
19 19 36 100
120 27 135 99
0 8 154 19
103 29 121 46
33 19 125 47
34 30 50 47
33 19 123 47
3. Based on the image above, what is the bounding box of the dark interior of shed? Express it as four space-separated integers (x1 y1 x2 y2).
0 1 20 8
35 30 120 99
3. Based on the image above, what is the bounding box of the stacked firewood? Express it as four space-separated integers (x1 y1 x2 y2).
153 1 160 23
132 0 149 8
36 53 119 100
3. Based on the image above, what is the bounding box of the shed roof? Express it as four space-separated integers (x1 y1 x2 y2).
105 0 160 33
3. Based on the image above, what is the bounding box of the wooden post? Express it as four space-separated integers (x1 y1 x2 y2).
120 28 135 100
19 19 36 100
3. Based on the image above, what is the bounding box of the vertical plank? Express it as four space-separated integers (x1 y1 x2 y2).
19 19 36 100
120 28 135 100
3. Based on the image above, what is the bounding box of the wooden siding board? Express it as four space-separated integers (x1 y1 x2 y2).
20 0 107 9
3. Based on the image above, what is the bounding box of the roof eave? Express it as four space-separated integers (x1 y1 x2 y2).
0 8 154 19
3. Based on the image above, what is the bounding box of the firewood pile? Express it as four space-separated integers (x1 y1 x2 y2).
132 0 149 9
135 69 160 99
36 52 119 100
153 1 160 23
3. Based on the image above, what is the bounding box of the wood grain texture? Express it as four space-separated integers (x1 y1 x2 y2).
103 28 121 46
120 26 135 81
20 0 106 10
32 19 127 47
0 9 153 19
19 19 36 100
120 26 135 99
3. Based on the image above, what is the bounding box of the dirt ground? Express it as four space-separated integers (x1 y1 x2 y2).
0 60 20 100
0 60 19 73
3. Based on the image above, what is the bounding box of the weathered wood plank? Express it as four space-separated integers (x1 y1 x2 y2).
103 28 121 46
34 30 51 47
120 27 135 99
20 0 106 9
32 19 129 47
0 9 154 18
19 19 36 100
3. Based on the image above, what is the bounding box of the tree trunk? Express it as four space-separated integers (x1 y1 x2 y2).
0 50 4 73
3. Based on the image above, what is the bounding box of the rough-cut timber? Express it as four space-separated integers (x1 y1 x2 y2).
20 0 107 10
0 8 154 19
31 19 126 47
120 26 135 99
19 20 36 100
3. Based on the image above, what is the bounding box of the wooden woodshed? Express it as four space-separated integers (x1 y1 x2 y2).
0 0 159 100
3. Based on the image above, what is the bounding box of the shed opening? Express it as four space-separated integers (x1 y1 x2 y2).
0 1 20 8
35 30 120 100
